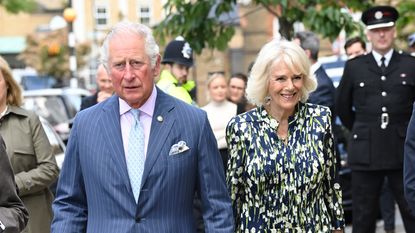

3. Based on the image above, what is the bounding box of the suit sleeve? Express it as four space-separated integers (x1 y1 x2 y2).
51 116 88 233
336 61 355 130
404 103 415 213
197 113 234 233
0 136 29 233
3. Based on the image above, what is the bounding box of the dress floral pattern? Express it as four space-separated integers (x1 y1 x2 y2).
226 102 344 232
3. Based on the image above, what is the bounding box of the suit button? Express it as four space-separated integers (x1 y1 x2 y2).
381 76 386 81
359 82 365 87
353 134 358 139
381 91 387 97
135 217 141 223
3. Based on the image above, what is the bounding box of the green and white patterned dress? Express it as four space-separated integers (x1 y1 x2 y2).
226 102 344 232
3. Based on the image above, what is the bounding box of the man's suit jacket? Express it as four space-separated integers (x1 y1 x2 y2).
308 65 336 114
52 88 234 233
336 51 415 170
0 136 28 233
404 102 415 212
79 92 98 111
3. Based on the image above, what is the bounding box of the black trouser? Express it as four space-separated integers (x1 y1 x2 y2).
379 177 396 231
352 169 415 233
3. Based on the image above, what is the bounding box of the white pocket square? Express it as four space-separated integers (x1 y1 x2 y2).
169 140 190 155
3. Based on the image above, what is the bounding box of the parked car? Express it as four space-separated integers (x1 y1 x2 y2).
23 87 91 143
39 116 66 195
39 116 66 169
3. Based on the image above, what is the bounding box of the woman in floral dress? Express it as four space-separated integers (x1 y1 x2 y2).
226 40 344 232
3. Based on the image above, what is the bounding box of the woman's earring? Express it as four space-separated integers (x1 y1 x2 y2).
264 96 271 105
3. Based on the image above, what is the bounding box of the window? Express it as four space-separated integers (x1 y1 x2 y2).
95 5 108 28
138 6 151 25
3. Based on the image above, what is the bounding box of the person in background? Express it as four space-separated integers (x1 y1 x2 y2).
336 5 415 232
0 135 29 233
80 63 114 110
226 39 344 232
405 102 415 212
157 36 197 105
344 36 367 59
345 35 397 233
52 21 234 233
202 72 237 172
294 30 343 177
227 72 249 114
0 55 59 233
408 32 415 56
293 31 336 114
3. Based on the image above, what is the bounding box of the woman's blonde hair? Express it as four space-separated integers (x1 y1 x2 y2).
0 56 22 106
205 71 227 101
246 39 317 106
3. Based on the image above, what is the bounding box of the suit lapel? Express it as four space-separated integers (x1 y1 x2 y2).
141 89 175 186
100 95 131 189
367 52 382 75
367 51 399 75
384 50 399 75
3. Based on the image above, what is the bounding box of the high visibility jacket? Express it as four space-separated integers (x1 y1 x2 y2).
157 70 195 105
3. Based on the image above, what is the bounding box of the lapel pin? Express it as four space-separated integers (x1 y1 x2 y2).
157 115 163 122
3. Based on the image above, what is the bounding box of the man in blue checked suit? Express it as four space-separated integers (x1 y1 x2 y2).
51 21 234 233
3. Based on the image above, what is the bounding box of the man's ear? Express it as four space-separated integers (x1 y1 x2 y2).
153 54 162 77
305 49 312 59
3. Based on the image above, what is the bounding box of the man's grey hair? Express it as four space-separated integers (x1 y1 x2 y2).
294 31 320 61
100 21 160 69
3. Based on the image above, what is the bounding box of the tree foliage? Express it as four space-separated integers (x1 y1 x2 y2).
153 0 381 54
18 29 91 84
396 1 415 41
0 0 36 14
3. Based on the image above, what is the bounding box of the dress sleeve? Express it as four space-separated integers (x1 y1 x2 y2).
225 116 246 228
322 111 345 230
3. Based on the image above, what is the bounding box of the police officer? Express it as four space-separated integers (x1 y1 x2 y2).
336 5 415 233
157 36 197 105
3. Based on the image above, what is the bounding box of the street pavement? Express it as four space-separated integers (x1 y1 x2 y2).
345 205 405 232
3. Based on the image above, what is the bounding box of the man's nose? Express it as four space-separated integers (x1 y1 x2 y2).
123 64 134 79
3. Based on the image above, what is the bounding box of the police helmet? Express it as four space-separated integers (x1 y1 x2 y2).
162 36 194 67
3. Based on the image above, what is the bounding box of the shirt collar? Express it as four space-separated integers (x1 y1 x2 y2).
119 85 157 118
310 61 322 75
372 49 393 66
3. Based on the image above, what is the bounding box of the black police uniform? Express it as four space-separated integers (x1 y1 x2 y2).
336 5 415 233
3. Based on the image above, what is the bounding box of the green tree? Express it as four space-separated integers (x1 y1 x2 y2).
0 0 36 14
18 29 91 85
153 0 383 54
